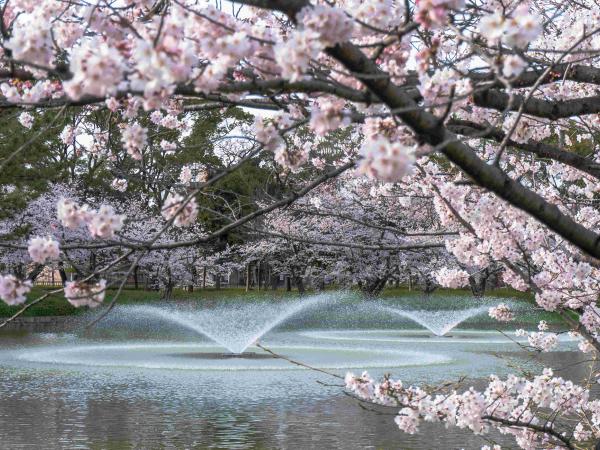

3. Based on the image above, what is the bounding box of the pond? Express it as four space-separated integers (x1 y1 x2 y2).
0 294 584 449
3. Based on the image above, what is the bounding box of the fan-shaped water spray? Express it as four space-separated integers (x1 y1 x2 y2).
383 306 489 336
114 293 336 353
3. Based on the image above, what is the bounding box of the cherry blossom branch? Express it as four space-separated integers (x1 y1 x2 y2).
255 342 344 379
286 208 459 237
322 39 600 258
473 90 600 120
247 229 445 252
447 119 600 179
481 415 574 449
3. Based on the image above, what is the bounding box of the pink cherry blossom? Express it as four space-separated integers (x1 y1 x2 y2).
357 137 415 183
502 55 527 78
87 205 125 239
27 236 60 263
18 112 34 129
162 193 199 227
488 303 514 322
56 198 89 229
0 275 32 306
121 122 148 160
63 37 126 100
64 279 106 308
309 98 350 136
111 178 128 192
435 267 470 288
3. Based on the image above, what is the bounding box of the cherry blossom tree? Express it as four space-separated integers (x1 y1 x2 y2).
237 171 454 295
1 0 600 446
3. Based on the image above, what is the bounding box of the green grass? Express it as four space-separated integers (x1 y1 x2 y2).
0 285 557 325
378 286 535 301
0 286 301 317
0 287 79 317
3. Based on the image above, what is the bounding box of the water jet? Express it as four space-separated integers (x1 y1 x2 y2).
103 293 337 354
382 305 490 336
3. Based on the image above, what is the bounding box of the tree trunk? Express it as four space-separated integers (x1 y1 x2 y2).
161 268 173 300
14 263 24 278
360 276 388 298
202 267 207 289
316 277 325 291
469 267 490 297
190 264 197 291
163 282 173 300
215 273 221 290
58 261 68 286
423 275 437 295
245 264 251 292
134 265 139 289
89 251 96 274
285 276 291 292
257 262 262 291
26 263 45 282
295 276 305 295
161 279 173 300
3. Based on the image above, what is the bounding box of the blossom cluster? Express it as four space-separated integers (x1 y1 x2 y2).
18 112 34 129
350 0 403 31
434 268 469 289
357 137 415 183
64 279 106 308
415 0 465 29
27 236 60 264
515 328 559 352
418 68 472 113
345 368 594 448
254 118 284 153
5 7 56 68
111 178 128 192
274 5 353 81
488 303 514 322
309 98 350 136
63 37 125 100
0 275 32 306
1 79 61 104
121 122 148 160
162 193 199 227
57 198 125 239
479 6 541 48
274 145 309 172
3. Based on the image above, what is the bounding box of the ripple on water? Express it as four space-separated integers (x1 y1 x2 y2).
300 329 577 345
13 341 452 371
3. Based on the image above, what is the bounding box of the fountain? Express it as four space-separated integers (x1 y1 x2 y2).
9 294 565 375
110 292 337 354
383 305 490 336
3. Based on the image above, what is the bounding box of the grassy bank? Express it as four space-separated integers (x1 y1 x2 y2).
0 287 298 318
0 286 547 322
378 286 534 301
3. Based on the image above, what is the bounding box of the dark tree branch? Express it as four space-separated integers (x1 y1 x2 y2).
447 118 600 179
473 89 600 120
482 415 574 449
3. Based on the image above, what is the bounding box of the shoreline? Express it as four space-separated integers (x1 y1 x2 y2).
0 315 77 332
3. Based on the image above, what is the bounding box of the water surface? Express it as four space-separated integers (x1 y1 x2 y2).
0 328 583 449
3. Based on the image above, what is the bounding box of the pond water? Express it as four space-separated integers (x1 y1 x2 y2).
0 323 584 449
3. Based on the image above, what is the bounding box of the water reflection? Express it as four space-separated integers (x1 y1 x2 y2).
0 329 586 449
